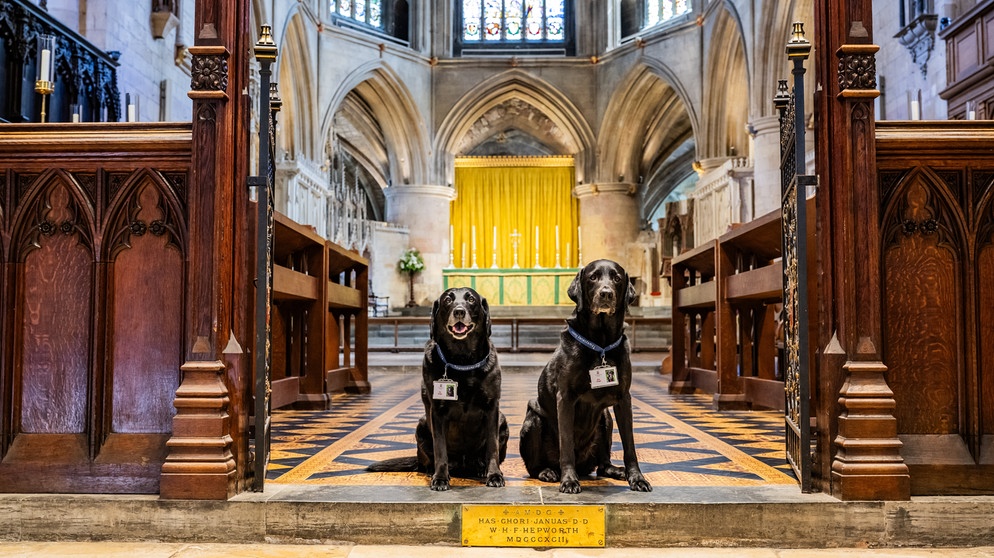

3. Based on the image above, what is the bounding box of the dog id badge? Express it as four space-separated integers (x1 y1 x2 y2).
433 379 459 400
589 365 619 389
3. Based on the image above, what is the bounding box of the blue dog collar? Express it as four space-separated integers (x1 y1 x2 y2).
434 344 490 375
566 326 623 364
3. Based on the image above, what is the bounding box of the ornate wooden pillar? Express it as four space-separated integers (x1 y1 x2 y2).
160 0 252 500
814 0 910 499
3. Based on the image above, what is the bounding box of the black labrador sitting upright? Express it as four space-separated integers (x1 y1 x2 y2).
519 259 652 494
367 287 508 490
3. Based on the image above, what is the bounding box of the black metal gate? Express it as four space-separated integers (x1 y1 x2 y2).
251 25 279 492
775 23 813 492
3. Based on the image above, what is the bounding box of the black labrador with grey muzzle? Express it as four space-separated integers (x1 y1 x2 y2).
367 287 508 490
519 259 651 494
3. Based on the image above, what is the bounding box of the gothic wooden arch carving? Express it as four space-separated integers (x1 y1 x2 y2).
11 169 96 262
103 168 187 261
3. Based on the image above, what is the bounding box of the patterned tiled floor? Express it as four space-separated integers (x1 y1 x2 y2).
268 371 797 488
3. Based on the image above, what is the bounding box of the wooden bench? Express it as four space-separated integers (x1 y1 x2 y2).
669 199 814 410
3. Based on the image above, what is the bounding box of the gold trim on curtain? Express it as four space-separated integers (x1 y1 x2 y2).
452 158 578 270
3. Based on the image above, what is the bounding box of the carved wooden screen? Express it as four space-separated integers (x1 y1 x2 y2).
876 125 994 494
0 125 190 494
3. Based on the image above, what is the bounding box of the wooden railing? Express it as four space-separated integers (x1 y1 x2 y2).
368 316 671 353
670 200 814 410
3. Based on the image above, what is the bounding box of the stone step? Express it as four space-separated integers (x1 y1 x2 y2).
4 489 993 548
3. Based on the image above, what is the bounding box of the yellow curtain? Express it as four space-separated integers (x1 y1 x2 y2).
452 162 578 269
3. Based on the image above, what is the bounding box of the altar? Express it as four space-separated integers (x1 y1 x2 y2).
443 268 578 306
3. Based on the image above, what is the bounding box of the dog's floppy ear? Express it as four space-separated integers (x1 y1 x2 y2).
430 298 440 340
626 278 637 307
481 297 492 337
568 267 585 313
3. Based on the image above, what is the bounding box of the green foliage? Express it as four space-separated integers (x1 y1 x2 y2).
397 248 425 274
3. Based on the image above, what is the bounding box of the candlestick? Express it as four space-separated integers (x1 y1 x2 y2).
577 226 583 266
34 35 55 123
461 242 467 268
471 225 478 268
555 225 561 268
491 226 499 268
126 93 137 122
534 226 541 268
447 225 455 268
510 228 522 269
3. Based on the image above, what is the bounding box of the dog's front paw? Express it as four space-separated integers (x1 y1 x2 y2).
486 473 505 487
430 475 451 491
599 464 625 480
559 476 582 494
628 472 652 492
537 468 559 483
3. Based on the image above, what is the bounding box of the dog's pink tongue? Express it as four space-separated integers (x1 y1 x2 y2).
453 323 469 334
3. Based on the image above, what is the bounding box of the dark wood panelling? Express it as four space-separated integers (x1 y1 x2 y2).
0 124 191 494
19 230 92 434
109 183 183 434
876 122 994 494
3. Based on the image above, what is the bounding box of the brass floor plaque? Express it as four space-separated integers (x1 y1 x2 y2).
461 504 605 547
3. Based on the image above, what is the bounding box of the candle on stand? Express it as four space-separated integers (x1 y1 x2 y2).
534 226 541 268
910 99 920 121
461 242 467 268
447 225 455 268
71 104 80 123
126 93 136 122
39 49 51 81
471 225 478 268
491 226 498 268
577 226 583 266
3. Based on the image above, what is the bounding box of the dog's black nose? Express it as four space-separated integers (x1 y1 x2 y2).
599 287 615 298
453 307 466 320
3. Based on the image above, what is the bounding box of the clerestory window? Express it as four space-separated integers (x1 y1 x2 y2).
330 0 410 44
622 0 693 39
456 0 573 56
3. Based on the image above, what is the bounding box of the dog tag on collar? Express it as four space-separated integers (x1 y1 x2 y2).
433 380 459 400
589 365 619 389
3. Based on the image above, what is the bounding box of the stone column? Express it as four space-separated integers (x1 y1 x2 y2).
750 114 782 217
575 182 640 271
385 184 455 305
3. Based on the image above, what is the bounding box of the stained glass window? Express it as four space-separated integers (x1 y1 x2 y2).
645 0 691 28
460 0 569 46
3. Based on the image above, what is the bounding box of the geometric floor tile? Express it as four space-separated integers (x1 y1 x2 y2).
268 370 798 488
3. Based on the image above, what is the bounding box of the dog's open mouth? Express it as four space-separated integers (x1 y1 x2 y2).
448 321 475 338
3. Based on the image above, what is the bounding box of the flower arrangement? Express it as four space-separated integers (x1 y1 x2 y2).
398 248 425 306
397 248 425 275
